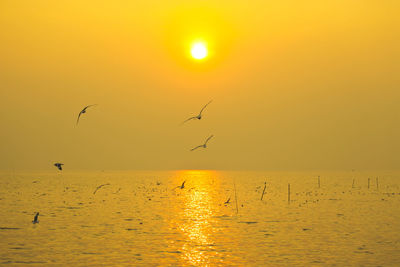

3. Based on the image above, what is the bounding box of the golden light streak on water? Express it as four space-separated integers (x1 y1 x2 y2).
1 170 400 266
177 171 217 265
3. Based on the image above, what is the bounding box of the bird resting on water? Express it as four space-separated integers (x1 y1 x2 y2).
32 212 39 224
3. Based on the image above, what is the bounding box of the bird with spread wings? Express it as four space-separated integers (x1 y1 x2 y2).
76 104 97 125
191 135 214 151
181 100 212 125
173 180 186 190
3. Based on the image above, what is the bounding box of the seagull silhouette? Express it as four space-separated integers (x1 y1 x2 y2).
93 183 110 194
181 100 212 125
191 135 214 151
54 163 64 171
32 212 39 224
174 180 186 190
76 104 97 125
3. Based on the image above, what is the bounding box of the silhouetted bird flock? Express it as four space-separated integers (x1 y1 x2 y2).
36 101 214 223
53 101 213 171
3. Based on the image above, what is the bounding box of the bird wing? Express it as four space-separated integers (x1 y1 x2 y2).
76 111 83 125
199 100 213 115
54 163 63 170
77 104 97 125
204 135 214 144
190 145 203 151
181 116 197 125
84 104 98 110
93 183 110 194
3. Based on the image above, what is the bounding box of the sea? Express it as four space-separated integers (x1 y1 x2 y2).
0 170 399 266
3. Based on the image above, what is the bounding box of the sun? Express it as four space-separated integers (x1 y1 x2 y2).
190 42 208 60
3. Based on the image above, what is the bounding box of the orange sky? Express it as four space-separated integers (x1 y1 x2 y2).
0 1 399 170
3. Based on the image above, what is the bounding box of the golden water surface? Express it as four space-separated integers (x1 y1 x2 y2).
0 170 399 266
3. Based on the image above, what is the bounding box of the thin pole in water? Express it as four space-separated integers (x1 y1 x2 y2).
368 177 370 189
318 176 320 188
11 161 15 180
261 181 267 201
352 179 355 189
234 181 239 214
376 177 379 190
288 183 291 204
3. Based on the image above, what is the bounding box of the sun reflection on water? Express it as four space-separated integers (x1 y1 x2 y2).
172 170 221 266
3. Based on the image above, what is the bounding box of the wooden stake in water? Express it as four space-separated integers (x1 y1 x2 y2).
368 177 370 189
12 161 15 180
261 182 267 201
234 181 239 214
376 177 379 190
318 176 320 188
352 178 355 189
288 183 291 204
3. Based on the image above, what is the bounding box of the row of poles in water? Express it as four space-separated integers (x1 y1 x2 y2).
258 176 381 205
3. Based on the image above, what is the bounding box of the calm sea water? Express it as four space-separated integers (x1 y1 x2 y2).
0 170 399 266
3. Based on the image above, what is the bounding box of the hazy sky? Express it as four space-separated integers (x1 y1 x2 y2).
0 1 399 171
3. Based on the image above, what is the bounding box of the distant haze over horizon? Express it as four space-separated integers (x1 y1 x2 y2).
0 1 399 171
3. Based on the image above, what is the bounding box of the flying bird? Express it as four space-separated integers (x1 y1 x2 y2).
224 197 231 205
76 104 97 125
174 180 186 190
54 163 64 171
191 135 214 151
93 183 110 194
181 100 212 125
32 212 39 224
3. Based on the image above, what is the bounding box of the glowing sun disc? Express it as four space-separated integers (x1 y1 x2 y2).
191 43 208 60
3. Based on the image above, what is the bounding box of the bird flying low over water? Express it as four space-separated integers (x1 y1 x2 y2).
32 212 39 224
76 104 97 125
174 180 186 190
224 197 231 205
191 135 214 151
93 183 110 194
181 100 212 125
54 163 64 170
